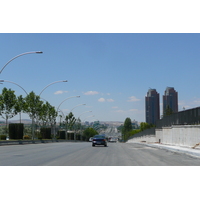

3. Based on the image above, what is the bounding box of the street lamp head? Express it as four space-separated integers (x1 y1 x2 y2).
63 80 68 82
0 80 4 82
77 96 80 98
36 51 43 54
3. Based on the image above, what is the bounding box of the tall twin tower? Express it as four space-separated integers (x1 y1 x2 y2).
145 87 178 125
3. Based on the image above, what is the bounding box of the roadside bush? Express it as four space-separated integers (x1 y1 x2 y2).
76 134 81 140
40 128 51 139
37 133 42 139
58 131 65 139
0 135 7 140
83 127 98 141
67 133 74 140
23 135 30 140
9 123 24 139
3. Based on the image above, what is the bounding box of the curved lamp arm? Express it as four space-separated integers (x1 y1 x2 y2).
39 80 68 96
70 104 86 113
0 80 28 95
57 96 80 113
0 51 43 74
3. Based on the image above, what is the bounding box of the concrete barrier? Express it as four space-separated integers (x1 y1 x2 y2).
127 135 156 143
127 128 156 143
127 125 200 148
156 125 200 147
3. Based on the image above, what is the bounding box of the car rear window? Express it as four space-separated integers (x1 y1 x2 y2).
93 135 104 138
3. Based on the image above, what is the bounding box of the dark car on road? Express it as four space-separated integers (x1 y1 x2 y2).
92 135 107 147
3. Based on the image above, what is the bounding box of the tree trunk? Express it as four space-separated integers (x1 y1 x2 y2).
6 116 8 135
32 117 35 140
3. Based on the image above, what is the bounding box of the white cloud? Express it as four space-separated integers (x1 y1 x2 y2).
116 110 126 113
107 99 114 102
98 98 114 102
84 91 99 95
98 98 106 102
194 100 200 104
112 106 118 109
54 90 68 95
127 96 140 102
129 109 138 112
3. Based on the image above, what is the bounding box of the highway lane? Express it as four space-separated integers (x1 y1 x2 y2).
1 142 200 166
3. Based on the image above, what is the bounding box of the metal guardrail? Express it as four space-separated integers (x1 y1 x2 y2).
128 128 156 140
156 107 200 128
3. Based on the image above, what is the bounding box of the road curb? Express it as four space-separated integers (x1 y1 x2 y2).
0 140 86 146
140 143 200 158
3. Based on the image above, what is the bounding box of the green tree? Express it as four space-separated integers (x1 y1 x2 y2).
16 95 26 123
129 129 141 137
83 127 98 141
73 118 84 140
48 104 57 126
74 118 82 131
0 87 18 134
122 117 132 141
40 102 49 127
65 112 76 131
140 122 152 131
24 91 44 139
47 104 57 138
34 100 58 139
163 105 173 117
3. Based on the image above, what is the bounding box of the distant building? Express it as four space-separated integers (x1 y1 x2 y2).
84 121 89 126
131 119 139 129
145 89 160 125
163 87 178 115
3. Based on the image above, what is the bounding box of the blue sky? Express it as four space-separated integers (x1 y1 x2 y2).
1 33 200 122
1 0 200 194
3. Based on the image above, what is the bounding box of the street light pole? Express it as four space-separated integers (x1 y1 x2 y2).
69 104 86 141
0 51 43 74
39 80 68 96
0 80 28 124
70 104 86 113
83 115 95 123
57 96 80 113
57 96 80 139
0 80 28 95
78 111 92 120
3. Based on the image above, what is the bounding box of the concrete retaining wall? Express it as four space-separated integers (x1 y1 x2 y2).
127 128 156 143
127 125 200 147
156 125 200 147
127 135 156 143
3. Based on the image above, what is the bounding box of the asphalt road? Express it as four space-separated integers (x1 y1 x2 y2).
1 142 200 166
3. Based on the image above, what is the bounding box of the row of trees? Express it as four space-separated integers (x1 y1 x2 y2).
0 87 58 126
120 105 175 141
120 117 154 142
0 87 73 138
0 87 101 140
